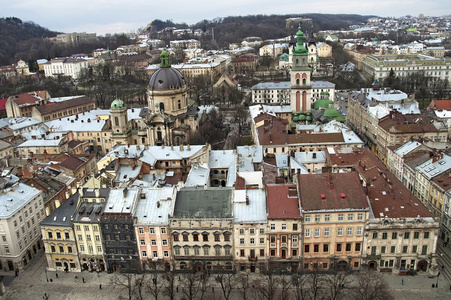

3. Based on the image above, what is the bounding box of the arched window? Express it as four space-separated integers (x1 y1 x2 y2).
303 78 306 85
114 116 119 127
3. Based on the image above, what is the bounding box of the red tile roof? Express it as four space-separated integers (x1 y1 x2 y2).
299 172 368 211
378 111 437 134
0 98 7 110
267 184 301 219
328 147 433 219
430 100 451 110
254 113 289 145
35 96 95 114
9 91 47 107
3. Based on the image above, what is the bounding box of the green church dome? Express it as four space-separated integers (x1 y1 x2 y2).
279 53 289 61
298 114 306 121
323 108 340 118
111 98 125 109
293 24 308 56
313 99 334 110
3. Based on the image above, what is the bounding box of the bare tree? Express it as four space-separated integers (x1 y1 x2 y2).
110 273 136 300
279 273 292 299
161 272 176 300
134 273 147 300
323 271 350 300
180 272 207 300
235 274 252 300
215 273 235 300
253 273 280 300
350 270 394 300
147 269 164 300
292 273 309 300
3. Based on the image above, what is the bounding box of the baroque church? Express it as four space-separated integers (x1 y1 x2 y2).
110 49 198 147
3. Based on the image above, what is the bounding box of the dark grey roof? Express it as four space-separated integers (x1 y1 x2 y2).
40 192 79 227
149 67 185 91
72 188 110 223
173 187 233 219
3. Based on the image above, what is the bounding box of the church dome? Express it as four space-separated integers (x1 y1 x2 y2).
148 49 185 91
148 67 185 91
111 98 125 109
313 99 334 110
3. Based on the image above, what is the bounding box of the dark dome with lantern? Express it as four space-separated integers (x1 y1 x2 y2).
148 49 185 91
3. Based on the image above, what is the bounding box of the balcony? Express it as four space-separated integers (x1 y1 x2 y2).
248 256 258 262
367 254 381 260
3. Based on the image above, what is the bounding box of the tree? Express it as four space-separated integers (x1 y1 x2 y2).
147 269 164 300
110 273 136 300
235 274 252 300
161 272 176 300
253 273 280 300
180 272 208 300
215 273 235 300
323 271 351 300
350 270 394 300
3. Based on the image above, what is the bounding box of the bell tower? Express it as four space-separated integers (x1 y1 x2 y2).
290 24 313 112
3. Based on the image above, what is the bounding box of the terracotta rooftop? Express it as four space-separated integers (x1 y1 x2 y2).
68 140 86 149
379 111 437 134
254 113 289 145
430 171 451 191
0 98 7 110
267 184 301 219
288 132 344 145
298 172 368 212
9 91 47 107
328 147 433 219
428 99 451 110
35 96 95 114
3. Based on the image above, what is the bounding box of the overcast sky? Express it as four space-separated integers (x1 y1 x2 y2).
2 1 450 35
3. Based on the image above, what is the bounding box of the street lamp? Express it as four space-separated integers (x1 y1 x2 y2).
45 267 49 282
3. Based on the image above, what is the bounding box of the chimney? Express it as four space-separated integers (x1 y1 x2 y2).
95 188 100 198
246 196 249 205
55 199 61 208
157 201 160 208
123 187 128 198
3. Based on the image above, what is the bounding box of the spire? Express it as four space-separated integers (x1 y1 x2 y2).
293 23 307 56
160 49 171 68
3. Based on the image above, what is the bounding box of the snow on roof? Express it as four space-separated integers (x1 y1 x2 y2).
394 140 423 157
8 117 42 131
236 145 263 172
104 188 139 214
209 150 237 187
114 165 142 183
134 187 175 225
236 171 263 188
185 164 210 187
48 95 85 103
416 154 451 179
0 183 42 218
275 154 289 168
295 151 326 164
45 110 105 132
233 189 267 223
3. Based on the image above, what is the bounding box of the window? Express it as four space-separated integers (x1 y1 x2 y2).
161 228 167 234
260 249 265 256
404 232 410 239
149 228 155 234
260 228 265 234
314 244 319 252
304 215 311 222
382 232 388 240
337 228 343 236
336 244 342 252
424 232 430 239
293 224 298 231
164 251 169 257
142 251 147 257
356 227 362 235
86 235 91 241
240 249 245 257
250 238 255 245
240 228 245 235
347 228 353 236
175 248 180 255
292 235 298 243
162 240 168 246
381 246 386 254
304 244 310 253
153 251 158 258
282 224 287 230
183 234 189 242
323 244 329 252
357 213 363 220
80 245 85 252
402 246 408 253
372 232 378 239
355 243 361 252
305 228 311 237
240 238 244 245
202 233 208 242
414 232 420 239
346 243 352 252
184 247 189 255
412 245 417 253
324 228 330 237
371 246 377 254
249 229 255 235
193 233 199 241
338 214 344 221
270 224 275 230
422 245 428 255
392 232 397 239
391 246 396 253
314 228 320 237
315 215 320 222
324 214 330 222
48 231 53 239
78 234 82 241
84 225 89 231
173 234 179 241
65 232 70 239
347 214 353 221
138 228 144 234
151 240 156 246
214 233 220 242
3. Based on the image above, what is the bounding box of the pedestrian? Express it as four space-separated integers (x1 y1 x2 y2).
442 265 445 271
402 279 404 285
176 286 179 293
99 284 102 290
55 272 58 279
212 286 214 293
82 277 85 283
15 268 19 277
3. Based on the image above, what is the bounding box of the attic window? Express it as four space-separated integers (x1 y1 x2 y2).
340 193 346 199
320 194 326 200
53 216 57 221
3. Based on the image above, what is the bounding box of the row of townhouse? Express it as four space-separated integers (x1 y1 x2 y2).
386 139 451 244
40 146 438 275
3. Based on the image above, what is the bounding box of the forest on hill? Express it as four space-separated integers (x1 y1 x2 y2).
0 17 132 67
